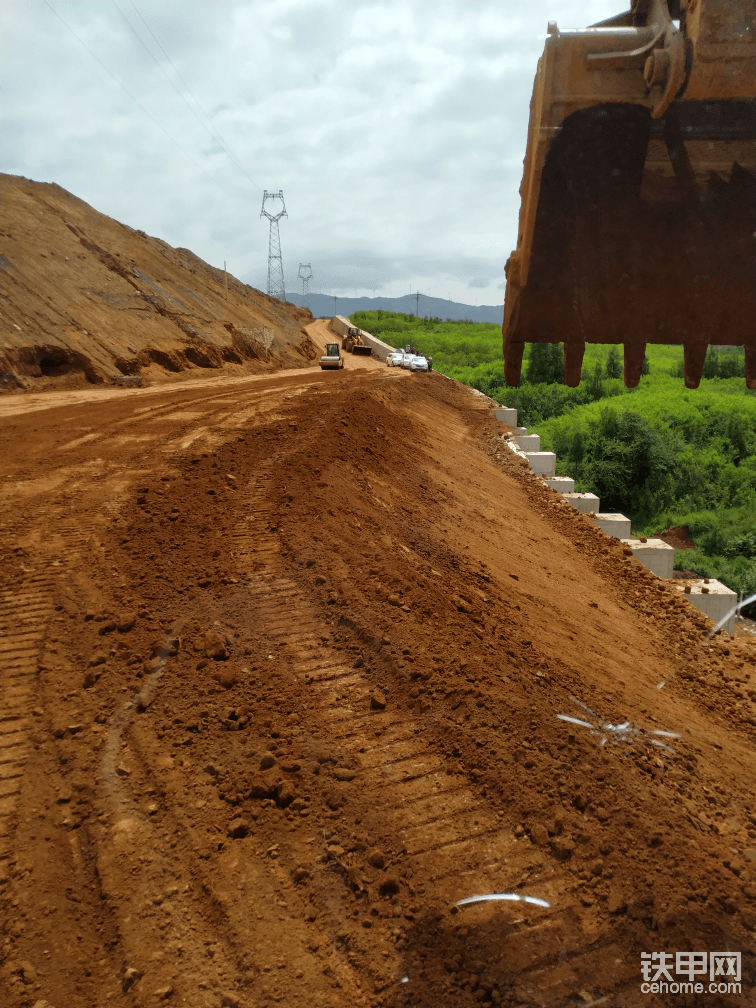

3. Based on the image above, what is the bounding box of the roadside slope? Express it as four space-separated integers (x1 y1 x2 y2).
0 367 754 1007
0 174 317 392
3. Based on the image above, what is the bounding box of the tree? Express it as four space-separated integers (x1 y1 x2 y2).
568 430 585 468
548 343 565 384
703 348 720 379
585 361 604 400
719 351 745 378
726 415 749 463
580 410 676 521
526 343 564 384
605 346 622 379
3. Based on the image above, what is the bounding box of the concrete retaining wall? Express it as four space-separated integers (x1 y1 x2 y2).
355 330 396 362
490 401 698 588
543 476 575 492
672 579 737 633
622 538 675 578
513 434 540 452
524 452 556 477
331 315 352 337
563 492 600 514
329 316 396 361
592 513 632 538
494 407 517 425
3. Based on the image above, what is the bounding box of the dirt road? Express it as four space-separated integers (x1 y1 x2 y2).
1 360 754 1008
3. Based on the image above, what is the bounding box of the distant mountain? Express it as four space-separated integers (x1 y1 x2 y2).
284 292 503 325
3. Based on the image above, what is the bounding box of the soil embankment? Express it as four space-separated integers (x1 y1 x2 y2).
0 365 754 1007
0 174 317 391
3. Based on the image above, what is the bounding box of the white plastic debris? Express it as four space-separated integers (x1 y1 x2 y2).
557 695 680 752
706 590 756 640
457 893 551 908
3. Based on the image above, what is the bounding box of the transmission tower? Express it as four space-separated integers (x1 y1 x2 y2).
297 263 312 312
260 190 287 300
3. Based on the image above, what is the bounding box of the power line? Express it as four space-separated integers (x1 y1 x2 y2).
42 0 239 201
112 3 214 135
125 1 262 191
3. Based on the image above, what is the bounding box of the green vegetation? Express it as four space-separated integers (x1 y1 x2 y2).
526 343 564 384
349 311 755 615
532 377 756 616
536 378 754 507
349 310 502 370
666 509 756 614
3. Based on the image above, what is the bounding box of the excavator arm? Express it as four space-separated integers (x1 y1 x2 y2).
503 0 755 389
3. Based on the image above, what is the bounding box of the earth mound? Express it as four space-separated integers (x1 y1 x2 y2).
0 173 317 392
0 367 754 1006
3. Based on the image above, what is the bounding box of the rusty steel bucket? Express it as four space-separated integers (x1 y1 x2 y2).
503 0 755 389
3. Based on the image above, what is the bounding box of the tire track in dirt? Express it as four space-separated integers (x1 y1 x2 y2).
52 377 330 458
0 573 55 870
0 485 114 910
1 426 271 1000
227 459 555 998
82 463 372 1006
259 376 687 1006
55 387 278 456
70 397 318 1004
50 386 373 1006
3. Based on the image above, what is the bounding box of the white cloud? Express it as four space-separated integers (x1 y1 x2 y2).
0 0 621 303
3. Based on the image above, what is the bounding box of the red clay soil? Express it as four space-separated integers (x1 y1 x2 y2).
658 528 697 552
0 174 317 392
1 365 755 1008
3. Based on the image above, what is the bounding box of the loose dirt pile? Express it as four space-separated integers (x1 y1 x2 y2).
659 527 697 552
0 174 317 392
0 366 754 1008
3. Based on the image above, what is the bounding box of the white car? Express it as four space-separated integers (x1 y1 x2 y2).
409 355 429 372
386 351 404 367
400 353 416 368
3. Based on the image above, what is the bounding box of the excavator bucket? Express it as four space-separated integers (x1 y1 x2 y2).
503 0 755 389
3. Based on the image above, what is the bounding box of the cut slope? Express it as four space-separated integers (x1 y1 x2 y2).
0 174 317 391
0 367 753 1007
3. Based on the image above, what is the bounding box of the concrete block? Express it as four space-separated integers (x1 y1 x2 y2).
592 513 632 538
523 452 556 477
563 492 600 514
356 330 396 361
621 538 674 578
512 427 528 435
543 476 575 492
513 434 540 452
494 407 517 425
330 315 351 337
672 579 737 633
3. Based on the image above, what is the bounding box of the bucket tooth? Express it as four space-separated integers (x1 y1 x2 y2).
563 342 585 387
623 342 646 388
684 344 708 389
504 340 524 387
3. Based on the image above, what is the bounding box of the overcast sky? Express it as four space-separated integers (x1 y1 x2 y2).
1 0 620 304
